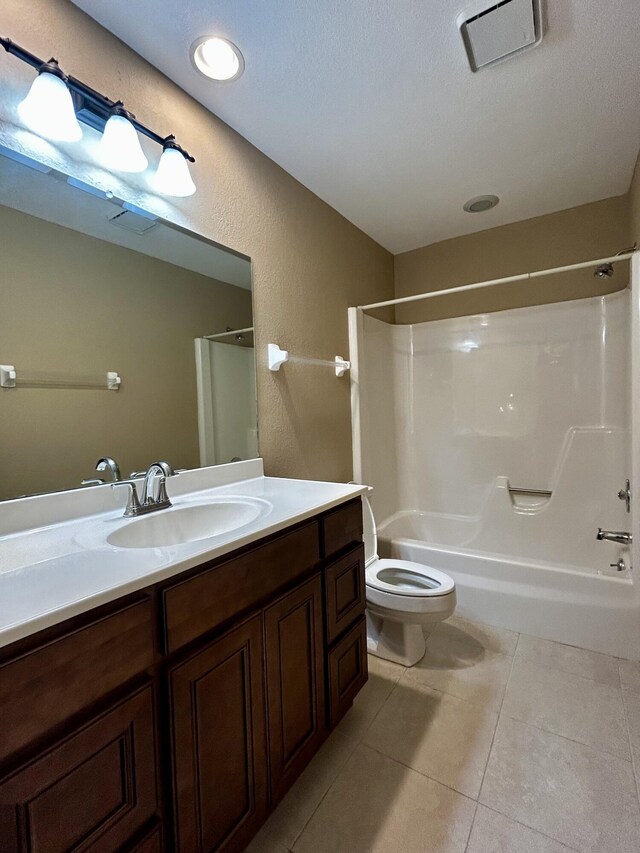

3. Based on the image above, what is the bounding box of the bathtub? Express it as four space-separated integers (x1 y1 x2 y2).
378 511 640 660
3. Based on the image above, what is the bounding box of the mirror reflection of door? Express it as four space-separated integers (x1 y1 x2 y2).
195 335 258 466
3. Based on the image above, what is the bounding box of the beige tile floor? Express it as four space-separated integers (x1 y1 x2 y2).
247 615 640 853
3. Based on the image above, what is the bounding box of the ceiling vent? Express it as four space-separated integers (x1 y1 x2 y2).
107 209 158 235
457 0 543 72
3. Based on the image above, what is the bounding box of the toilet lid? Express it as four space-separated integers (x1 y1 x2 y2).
362 491 378 567
366 558 455 597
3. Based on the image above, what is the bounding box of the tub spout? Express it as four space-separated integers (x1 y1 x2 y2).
597 528 632 545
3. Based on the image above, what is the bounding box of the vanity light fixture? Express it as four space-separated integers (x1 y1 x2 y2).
1 36 196 196
151 138 196 197
191 36 244 81
98 104 148 173
17 59 82 142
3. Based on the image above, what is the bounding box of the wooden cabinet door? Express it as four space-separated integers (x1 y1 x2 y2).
328 616 368 727
168 614 267 853
264 574 326 804
124 822 163 852
0 684 158 853
324 544 366 644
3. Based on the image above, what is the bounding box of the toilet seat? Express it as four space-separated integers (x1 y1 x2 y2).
361 491 455 599
366 558 455 598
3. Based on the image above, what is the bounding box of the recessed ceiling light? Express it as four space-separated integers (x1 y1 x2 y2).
191 36 244 81
463 194 500 213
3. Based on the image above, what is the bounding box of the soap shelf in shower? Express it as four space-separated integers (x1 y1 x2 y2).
0 364 121 391
507 483 553 511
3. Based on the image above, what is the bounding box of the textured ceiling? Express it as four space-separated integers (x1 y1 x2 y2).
70 1 640 253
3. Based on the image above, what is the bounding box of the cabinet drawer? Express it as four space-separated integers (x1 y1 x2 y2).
0 597 154 762
0 684 158 853
325 544 366 644
327 617 368 728
322 499 363 558
162 521 319 653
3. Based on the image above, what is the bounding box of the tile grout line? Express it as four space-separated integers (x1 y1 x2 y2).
401 650 515 713
290 668 403 851
398 671 503 719
478 803 583 853
363 668 405 738
473 630 520 810
359 740 478 804
288 735 361 851
363 625 519 815
462 801 479 853
365 667 504 801
476 633 611 853
496 710 633 765
497 635 634 764
443 626 520 853
294 626 633 852
619 660 640 806
433 621 519 852
631 749 640 807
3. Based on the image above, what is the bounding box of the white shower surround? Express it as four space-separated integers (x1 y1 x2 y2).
350 269 640 659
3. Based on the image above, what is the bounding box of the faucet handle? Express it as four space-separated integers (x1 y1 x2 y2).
618 479 631 513
156 477 170 505
111 480 142 517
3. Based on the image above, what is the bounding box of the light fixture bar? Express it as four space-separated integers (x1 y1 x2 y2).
1 36 195 163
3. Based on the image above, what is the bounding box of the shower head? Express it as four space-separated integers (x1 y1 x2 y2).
594 263 614 279
593 244 637 278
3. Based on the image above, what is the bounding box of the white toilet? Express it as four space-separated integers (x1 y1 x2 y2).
363 492 457 666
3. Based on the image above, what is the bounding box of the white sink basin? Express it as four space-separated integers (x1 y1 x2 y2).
107 498 270 549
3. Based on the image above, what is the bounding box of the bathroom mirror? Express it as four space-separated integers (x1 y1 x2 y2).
0 149 256 501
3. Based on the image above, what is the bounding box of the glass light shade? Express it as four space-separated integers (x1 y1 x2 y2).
152 147 196 197
192 37 244 81
17 71 82 142
99 114 148 173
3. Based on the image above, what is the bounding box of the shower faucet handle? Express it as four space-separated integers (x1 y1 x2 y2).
617 479 631 513
610 558 627 572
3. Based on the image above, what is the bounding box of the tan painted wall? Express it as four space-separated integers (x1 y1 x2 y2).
394 195 631 324
630 149 640 246
0 204 253 499
1 0 394 484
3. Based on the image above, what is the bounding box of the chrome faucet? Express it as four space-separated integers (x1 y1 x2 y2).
112 461 177 517
142 461 176 508
597 528 633 545
96 456 122 482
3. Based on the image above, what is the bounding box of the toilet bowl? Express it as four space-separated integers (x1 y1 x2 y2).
362 492 456 666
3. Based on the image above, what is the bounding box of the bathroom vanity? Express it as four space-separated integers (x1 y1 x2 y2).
0 464 367 852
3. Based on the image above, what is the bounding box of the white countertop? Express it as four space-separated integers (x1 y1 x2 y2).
0 460 367 649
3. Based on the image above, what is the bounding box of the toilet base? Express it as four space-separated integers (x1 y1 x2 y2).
366 611 431 667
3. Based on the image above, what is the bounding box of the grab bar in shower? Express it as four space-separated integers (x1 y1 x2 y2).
508 487 552 498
